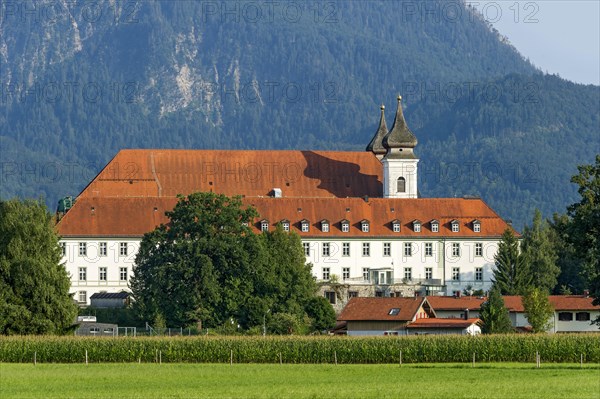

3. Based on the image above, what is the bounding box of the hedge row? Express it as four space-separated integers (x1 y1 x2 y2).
1 335 598 364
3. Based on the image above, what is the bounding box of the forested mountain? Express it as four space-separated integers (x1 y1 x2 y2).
1 0 598 229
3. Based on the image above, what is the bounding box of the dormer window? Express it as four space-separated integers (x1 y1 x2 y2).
341 220 350 233
280 220 290 232
430 220 439 233
413 220 421 233
473 220 481 233
392 219 401 233
451 220 460 233
260 220 269 232
301 219 310 233
321 220 330 233
361 220 370 233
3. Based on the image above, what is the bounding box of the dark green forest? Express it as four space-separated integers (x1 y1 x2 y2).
1 0 598 229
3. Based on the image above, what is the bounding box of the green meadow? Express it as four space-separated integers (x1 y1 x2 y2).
1 363 598 399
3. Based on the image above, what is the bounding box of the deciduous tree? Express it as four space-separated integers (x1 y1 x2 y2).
522 287 554 333
0 199 77 334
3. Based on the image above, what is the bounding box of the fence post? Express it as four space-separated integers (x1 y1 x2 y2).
159 350 162 364
399 350 402 367
472 352 475 368
334 351 338 365
230 349 233 366
85 349 88 366
580 353 583 368
34 351 36 366
279 352 282 365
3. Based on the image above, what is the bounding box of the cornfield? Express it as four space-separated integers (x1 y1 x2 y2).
0 335 598 364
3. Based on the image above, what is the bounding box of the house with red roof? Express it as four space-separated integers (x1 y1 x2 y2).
56 97 516 307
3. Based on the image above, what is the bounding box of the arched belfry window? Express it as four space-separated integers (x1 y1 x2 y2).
397 177 406 193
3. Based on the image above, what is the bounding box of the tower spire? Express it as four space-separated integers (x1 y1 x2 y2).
382 95 418 157
366 104 388 159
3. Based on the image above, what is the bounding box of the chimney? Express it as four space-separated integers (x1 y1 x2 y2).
464 309 470 320
583 289 590 297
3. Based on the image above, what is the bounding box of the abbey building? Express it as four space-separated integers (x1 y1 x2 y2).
57 96 515 310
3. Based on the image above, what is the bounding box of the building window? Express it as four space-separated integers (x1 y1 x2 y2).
576 312 590 321
120 267 128 282
78 291 87 303
79 242 87 257
78 267 87 281
475 243 483 257
451 221 460 233
342 267 350 280
425 242 433 257
392 222 400 233
413 221 421 233
301 221 310 232
452 267 460 281
348 291 358 299
431 221 439 233
342 242 350 257
558 312 573 321
303 242 310 256
321 222 329 233
383 242 391 257
99 267 107 282
452 243 460 257
473 222 481 233
362 242 370 256
404 242 412 257
119 242 128 257
99 242 107 257
261 220 269 232
322 242 331 257
322 267 330 280
324 291 336 304
60 242 66 257
341 221 350 233
388 308 400 316
363 268 370 281
404 267 412 281
425 267 433 280
361 221 370 233
475 267 483 281
397 177 406 193
282 222 290 232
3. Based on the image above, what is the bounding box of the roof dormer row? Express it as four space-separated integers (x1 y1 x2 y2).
258 218 482 234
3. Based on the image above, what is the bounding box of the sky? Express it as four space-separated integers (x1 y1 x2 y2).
471 0 600 85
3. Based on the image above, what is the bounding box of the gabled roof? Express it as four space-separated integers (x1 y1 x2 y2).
426 296 486 311
77 149 383 199
503 295 600 312
57 196 516 238
90 292 129 299
337 297 433 322
406 318 480 329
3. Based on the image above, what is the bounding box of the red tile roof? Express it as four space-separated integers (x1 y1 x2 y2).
406 318 480 329
426 296 486 311
57 196 514 238
501 296 599 312
78 149 383 199
337 297 432 322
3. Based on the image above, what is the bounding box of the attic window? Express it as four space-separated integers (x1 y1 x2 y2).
392 221 401 233
321 220 330 233
451 220 460 233
281 220 290 232
341 220 350 233
361 220 370 233
473 220 481 233
431 220 439 233
388 308 400 316
301 220 310 233
413 220 421 233
260 220 269 232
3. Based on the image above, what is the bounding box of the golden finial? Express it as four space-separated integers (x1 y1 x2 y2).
380 104 385 111
397 95 402 102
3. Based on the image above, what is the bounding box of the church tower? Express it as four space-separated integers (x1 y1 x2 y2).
381 95 419 198
366 104 388 160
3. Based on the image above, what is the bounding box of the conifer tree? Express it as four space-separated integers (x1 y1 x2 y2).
521 209 560 293
479 286 513 334
492 229 532 295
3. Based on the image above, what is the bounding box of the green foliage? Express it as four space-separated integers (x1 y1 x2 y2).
0 199 77 335
1 335 599 364
479 286 513 334
130 192 320 330
522 288 554 333
78 307 144 328
492 229 531 295
550 213 588 294
520 209 560 293
267 313 307 335
305 296 337 332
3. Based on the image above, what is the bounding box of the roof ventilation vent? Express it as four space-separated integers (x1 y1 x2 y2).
272 188 282 198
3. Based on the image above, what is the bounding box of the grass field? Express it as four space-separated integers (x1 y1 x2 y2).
1 363 598 399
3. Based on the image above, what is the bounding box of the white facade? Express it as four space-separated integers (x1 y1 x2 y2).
382 156 419 198
61 238 138 305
